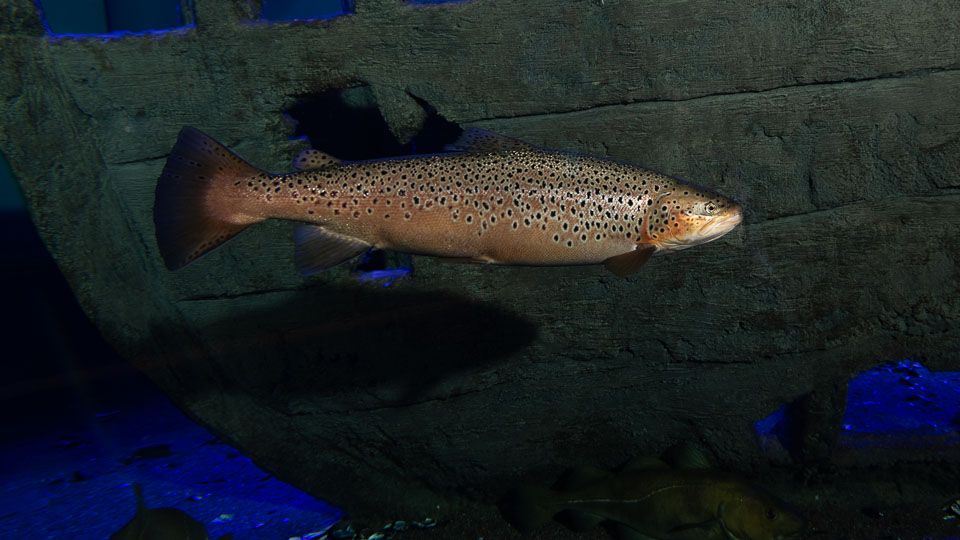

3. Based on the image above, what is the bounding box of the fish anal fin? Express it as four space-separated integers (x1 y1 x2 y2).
293 148 341 170
619 456 669 473
557 465 613 491
557 509 606 532
603 245 656 276
444 128 540 153
294 226 371 275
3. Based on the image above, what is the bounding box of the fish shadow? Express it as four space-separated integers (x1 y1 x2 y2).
145 283 538 406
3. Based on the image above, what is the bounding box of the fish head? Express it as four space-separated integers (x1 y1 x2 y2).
720 487 807 540
643 184 743 251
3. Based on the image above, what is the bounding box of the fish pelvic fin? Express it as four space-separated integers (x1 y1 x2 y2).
154 126 265 270
506 485 556 535
294 226 371 275
603 245 656 276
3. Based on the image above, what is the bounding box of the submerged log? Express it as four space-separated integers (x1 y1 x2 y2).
1 0 959 519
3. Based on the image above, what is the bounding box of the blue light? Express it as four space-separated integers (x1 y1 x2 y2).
841 360 960 447
45 26 194 42
36 0 187 35
260 0 354 21
354 267 413 287
755 360 960 454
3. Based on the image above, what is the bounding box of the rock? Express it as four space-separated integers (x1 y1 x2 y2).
1 0 958 520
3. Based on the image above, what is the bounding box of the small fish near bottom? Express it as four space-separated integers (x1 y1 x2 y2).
110 484 234 540
502 444 806 540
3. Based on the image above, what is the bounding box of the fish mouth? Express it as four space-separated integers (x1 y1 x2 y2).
696 212 743 240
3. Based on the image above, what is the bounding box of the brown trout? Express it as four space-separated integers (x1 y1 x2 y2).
154 127 742 275
507 446 806 540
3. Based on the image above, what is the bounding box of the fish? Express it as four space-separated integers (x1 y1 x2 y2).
505 445 806 540
109 483 233 540
154 127 742 276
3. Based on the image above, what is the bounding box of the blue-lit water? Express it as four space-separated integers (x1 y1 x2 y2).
756 360 960 454
0 190 341 537
842 360 960 446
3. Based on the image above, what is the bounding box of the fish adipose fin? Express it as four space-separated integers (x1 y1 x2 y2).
603 245 656 276
154 126 266 270
295 226 372 275
444 128 540 153
293 148 341 170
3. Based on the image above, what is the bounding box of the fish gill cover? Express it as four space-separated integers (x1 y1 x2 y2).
756 360 960 454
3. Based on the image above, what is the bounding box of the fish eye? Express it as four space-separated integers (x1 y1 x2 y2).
765 508 778 520
693 202 720 216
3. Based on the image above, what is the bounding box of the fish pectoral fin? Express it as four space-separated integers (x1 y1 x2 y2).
294 226 371 275
716 502 744 540
557 509 606 532
603 245 656 276
557 465 614 491
292 149 341 170
444 128 541 153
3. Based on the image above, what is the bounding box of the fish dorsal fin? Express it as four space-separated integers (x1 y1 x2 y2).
620 456 670 473
557 465 613 491
294 226 372 275
293 149 341 170
603 245 656 276
666 443 712 469
444 128 539 153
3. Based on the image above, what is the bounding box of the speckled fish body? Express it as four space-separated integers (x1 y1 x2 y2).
154 127 742 275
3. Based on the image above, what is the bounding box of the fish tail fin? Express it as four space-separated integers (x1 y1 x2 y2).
505 486 556 534
153 126 266 270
